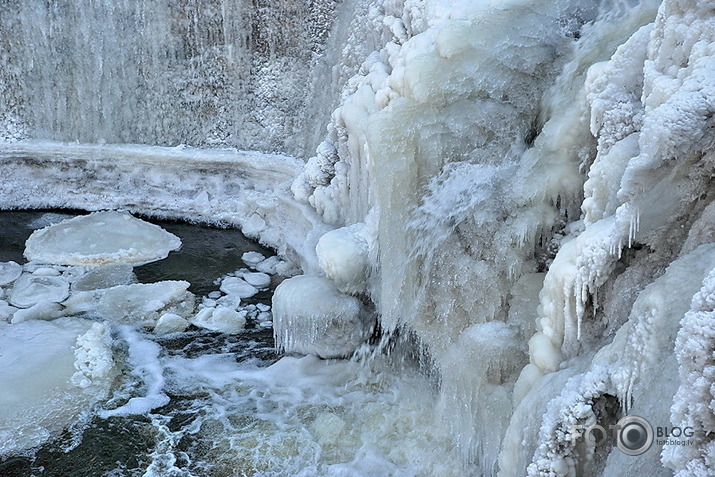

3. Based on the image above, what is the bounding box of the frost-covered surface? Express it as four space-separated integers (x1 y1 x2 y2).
0 0 345 157
665 268 715 476
25 211 181 266
291 0 715 474
315 223 370 295
3 0 715 474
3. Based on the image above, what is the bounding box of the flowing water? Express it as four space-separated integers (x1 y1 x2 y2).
0 211 462 476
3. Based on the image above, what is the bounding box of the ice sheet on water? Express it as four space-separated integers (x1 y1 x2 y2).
0 317 114 457
63 280 195 326
219 276 258 299
24 211 181 266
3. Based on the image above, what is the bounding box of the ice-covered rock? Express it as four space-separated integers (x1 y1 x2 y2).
153 313 190 335
191 306 247 334
272 276 374 359
24 211 181 266
9 274 70 308
0 317 114 456
316 223 369 295
0 261 22 286
220 276 258 299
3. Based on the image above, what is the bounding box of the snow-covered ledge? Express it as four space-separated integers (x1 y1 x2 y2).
0 140 330 274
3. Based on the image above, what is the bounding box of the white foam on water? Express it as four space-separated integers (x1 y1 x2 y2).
100 326 169 418
139 353 466 477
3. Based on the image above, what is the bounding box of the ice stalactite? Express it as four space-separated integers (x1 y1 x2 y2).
511 0 715 475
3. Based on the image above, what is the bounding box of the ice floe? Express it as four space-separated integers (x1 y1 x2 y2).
24 211 181 266
9 274 70 308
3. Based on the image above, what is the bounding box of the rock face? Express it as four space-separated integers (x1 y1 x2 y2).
272 276 374 359
24 211 181 266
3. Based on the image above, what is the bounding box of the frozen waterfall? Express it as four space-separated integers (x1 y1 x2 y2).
3 0 715 475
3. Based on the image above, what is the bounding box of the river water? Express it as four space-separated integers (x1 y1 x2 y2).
0 211 462 477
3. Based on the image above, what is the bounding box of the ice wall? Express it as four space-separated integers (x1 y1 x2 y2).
0 0 343 157
293 0 715 475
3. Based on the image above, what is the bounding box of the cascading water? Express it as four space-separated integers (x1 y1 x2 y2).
3 0 715 476
0 0 343 156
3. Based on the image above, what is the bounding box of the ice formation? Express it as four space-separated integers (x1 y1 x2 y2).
273 276 375 359
0 317 114 456
0 261 21 285
2 0 715 475
291 0 715 474
191 306 247 334
315 223 370 295
24 211 181 266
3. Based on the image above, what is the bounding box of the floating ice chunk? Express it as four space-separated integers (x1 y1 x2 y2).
0 317 114 456
64 281 194 326
0 300 18 322
0 261 22 286
24 211 181 266
217 294 242 309
32 267 60 276
254 256 282 274
72 263 134 291
11 300 64 323
272 276 374 359
9 274 70 308
153 313 190 335
242 272 271 288
241 251 266 266
191 306 247 334
316 223 369 295
220 276 258 298
98 281 194 325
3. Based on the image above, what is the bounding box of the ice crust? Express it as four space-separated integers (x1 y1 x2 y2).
2 0 715 475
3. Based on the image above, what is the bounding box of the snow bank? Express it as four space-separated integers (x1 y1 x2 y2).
0 141 330 273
